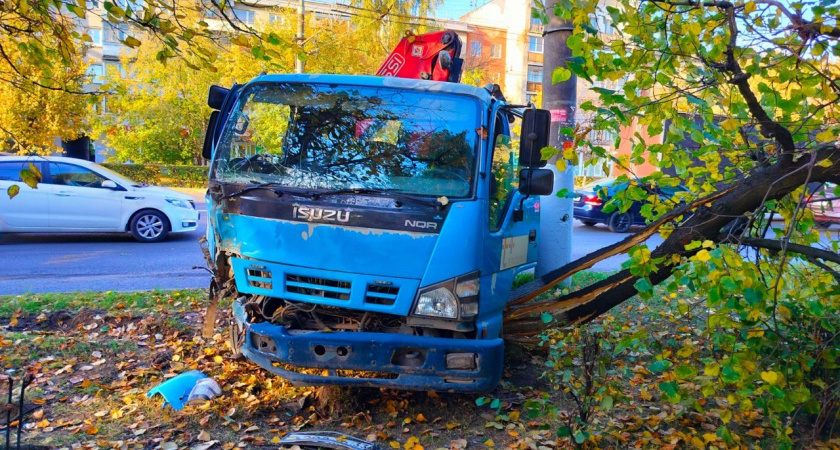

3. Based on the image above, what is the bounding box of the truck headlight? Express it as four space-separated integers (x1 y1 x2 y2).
412 272 480 320
414 287 459 319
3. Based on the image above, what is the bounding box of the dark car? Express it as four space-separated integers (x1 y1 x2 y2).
573 179 688 232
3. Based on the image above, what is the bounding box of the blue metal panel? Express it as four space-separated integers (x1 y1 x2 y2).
419 201 482 287
233 300 503 392
216 213 438 280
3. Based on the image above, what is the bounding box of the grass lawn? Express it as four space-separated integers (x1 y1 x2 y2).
0 272 829 449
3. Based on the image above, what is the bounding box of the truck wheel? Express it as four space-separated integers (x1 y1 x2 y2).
608 212 633 233
581 220 597 227
228 319 245 361
130 210 169 242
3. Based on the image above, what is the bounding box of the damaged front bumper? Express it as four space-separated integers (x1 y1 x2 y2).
232 300 503 392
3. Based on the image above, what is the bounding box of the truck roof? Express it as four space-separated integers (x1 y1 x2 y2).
247 74 494 104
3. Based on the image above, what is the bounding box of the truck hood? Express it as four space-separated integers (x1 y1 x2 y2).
217 213 439 280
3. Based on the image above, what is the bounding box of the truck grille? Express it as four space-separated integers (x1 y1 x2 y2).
247 268 273 289
286 274 351 301
364 284 400 306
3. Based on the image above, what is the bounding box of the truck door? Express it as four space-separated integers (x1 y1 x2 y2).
480 107 540 320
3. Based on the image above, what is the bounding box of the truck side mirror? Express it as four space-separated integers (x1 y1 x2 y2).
202 111 220 160
208 85 230 110
519 108 550 167
519 168 554 196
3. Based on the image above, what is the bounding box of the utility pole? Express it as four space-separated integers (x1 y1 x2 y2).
536 0 576 278
295 0 305 74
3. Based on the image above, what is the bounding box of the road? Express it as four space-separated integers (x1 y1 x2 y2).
0 208 834 295
0 199 210 295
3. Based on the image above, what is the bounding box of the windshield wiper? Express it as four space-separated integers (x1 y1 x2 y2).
313 188 444 209
220 182 319 200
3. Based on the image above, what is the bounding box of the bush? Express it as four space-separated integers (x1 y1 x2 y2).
102 164 208 189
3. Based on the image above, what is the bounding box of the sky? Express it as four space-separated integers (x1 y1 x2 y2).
433 0 492 20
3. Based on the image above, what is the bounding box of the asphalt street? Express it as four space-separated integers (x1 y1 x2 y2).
0 204 834 295
0 198 210 295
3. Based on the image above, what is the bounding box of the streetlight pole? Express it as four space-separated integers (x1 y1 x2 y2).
537 0 576 277
295 0 305 73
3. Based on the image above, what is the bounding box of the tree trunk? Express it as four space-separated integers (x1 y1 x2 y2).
503 146 840 338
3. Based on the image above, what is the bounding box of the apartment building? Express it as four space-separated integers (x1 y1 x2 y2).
459 0 658 178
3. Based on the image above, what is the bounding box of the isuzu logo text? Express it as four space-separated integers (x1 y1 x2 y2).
293 206 350 223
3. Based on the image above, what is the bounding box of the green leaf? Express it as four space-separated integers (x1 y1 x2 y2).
490 398 501 409
573 430 586 444
674 365 698 380
552 67 572 84
541 313 553 324
658 381 679 398
122 36 142 48
599 395 614 411
475 397 487 406
19 169 40 189
7 184 20 199
649 360 671 373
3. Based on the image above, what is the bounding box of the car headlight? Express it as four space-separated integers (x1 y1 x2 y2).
166 198 193 209
412 272 480 320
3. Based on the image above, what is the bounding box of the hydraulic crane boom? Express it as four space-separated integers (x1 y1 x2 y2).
376 30 464 83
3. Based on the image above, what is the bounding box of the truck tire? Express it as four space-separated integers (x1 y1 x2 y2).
608 211 633 233
228 319 245 360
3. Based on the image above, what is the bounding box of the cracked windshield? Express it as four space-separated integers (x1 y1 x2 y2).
213 83 479 197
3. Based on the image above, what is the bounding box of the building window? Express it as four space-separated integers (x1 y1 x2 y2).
470 41 482 57
86 64 104 83
104 23 127 43
528 36 543 53
527 66 543 83
269 13 283 24
491 44 502 59
591 15 613 35
233 8 255 25
526 93 539 105
87 28 102 45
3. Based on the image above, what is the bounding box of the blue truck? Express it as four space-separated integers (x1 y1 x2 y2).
201 65 554 392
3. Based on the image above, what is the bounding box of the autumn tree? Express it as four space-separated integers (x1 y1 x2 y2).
0 8 91 154
506 0 840 443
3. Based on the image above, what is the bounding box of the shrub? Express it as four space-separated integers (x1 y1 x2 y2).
103 164 208 189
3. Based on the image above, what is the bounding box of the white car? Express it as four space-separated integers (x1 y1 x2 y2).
0 156 200 243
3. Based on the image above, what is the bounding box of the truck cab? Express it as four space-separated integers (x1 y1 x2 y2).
204 74 552 392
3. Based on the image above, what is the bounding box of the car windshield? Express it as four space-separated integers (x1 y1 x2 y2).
212 82 480 198
93 164 141 187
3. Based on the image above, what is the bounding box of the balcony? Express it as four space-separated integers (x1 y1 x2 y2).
529 23 545 34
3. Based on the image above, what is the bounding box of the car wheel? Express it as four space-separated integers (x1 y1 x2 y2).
608 211 633 233
130 210 169 243
581 220 598 227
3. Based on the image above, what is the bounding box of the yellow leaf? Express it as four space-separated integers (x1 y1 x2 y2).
695 249 712 262
555 159 567 172
760 371 780 385
214 355 224 364
415 413 427 423
704 363 720 377
390 442 401 449
271 437 281 444
691 436 705 449
509 411 520 421
816 130 834 142
7 185 20 199
720 409 732 423
703 433 718 443
484 439 495 448
36 419 50 428
745 1 756 13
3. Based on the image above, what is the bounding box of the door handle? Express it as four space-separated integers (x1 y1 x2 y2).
55 191 71 197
